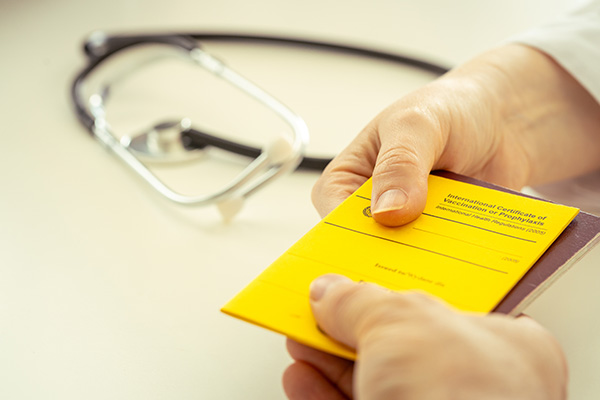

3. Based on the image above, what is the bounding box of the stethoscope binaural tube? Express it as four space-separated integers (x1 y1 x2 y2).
72 32 312 221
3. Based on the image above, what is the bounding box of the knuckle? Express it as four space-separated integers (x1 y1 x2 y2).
374 145 422 176
374 105 447 173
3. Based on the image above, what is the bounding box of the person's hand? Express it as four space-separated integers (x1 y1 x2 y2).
282 43 598 399
283 274 568 400
312 44 600 226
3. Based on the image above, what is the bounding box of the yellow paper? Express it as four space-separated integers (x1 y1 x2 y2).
222 175 579 360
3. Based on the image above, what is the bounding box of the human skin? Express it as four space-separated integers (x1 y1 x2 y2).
283 44 600 399
284 274 568 400
312 44 600 227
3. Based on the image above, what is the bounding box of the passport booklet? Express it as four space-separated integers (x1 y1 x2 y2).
222 171 600 360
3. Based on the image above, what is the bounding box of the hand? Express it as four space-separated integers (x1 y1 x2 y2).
312 44 600 226
283 274 568 400
282 43 597 399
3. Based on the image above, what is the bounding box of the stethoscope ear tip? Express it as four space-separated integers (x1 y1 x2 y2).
217 196 245 223
265 136 295 166
83 31 110 59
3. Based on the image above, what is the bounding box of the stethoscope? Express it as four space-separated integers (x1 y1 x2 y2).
71 32 449 220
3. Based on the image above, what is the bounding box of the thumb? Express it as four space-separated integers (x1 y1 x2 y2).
309 274 436 350
309 274 386 350
370 115 439 226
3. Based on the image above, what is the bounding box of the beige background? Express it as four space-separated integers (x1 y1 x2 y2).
1 0 599 399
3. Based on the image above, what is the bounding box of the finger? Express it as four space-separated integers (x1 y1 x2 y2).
283 362 350 400
286 339 354 397
370 107 442 226
513 315 568 364
309 274 442 350
502 313 556 339
489 313 569 384
312 126 380 218
312 105 444 226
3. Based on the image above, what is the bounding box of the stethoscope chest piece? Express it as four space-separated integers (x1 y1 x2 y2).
122 118 205 163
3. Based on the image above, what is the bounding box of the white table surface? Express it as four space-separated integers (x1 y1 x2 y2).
2 0 599 399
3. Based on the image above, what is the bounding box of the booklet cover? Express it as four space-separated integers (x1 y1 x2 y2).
440 171 600 315
222 171 595 360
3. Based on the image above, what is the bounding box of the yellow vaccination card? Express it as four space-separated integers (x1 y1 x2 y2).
221 174 579 360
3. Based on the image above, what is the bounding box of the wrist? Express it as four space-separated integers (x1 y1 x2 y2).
457 44 600 185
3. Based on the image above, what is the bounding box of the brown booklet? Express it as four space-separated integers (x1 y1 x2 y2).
431 170 600 315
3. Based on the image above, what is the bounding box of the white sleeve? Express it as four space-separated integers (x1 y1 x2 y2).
510 0 600 211
509 0 600 103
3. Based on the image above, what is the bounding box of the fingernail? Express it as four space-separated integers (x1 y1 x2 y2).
310 274 351 302
373 189 408 214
